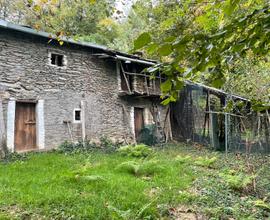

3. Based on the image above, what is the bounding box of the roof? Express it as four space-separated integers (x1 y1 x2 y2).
185 80 249 101
0 20 249 102
0 19 156 66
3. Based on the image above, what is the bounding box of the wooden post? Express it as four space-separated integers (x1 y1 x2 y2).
225 112 228 156
208 92 215 149
119 62 132 94
81 100 86 146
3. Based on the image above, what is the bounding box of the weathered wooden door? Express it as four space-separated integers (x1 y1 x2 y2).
134 108 144 139
15 102 37 152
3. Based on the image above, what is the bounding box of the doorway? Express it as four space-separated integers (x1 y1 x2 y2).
134 107 144 140
15 102 37 152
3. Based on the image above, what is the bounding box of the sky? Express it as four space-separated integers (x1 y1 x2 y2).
114 0 136 20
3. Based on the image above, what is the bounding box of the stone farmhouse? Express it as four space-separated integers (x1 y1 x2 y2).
0 20 170 153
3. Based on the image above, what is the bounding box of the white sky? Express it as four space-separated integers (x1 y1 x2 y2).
114 0 136 20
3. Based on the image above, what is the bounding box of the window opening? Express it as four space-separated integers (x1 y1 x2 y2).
74 109 81 123
51 53 64 67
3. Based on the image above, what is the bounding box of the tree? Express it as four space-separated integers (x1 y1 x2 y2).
133 1 270 109
1 0 118 46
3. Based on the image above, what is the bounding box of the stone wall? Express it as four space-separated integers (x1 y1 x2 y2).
0 29 167 150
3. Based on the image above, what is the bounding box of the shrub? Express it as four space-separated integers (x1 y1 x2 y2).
219 170 255 191
194 156 218 168
58 137 120 154
116 160 164 177
175 155 192 164
137 125 158 146
115 161 140 175
75 175 106 183
58 140 78 153
137 160 165 176
254 200 270 210
117 144 153 158
1 151 28 163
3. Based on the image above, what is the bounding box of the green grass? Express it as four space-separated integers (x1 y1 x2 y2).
0 145 269 219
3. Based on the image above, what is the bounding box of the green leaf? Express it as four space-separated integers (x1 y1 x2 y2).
174 80 184 90
211 78 226 88
161 96 177 105
158 44 173 56
160 79 172 92
146 43 158 54
161 97 171 105
134 32 152 50
224 0 240 16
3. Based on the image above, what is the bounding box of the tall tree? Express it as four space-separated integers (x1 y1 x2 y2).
1 0 118 46
132 0 270 109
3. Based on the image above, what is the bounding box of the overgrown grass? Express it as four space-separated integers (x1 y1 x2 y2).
0 144 269 219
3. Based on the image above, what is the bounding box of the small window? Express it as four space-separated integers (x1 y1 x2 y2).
50 53 64 67
73 109 81 123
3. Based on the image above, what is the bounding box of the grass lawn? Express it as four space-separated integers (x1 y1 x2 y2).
0 144 269 219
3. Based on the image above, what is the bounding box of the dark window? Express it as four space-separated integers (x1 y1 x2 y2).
51 53 64 67
146 77 151 87
129 75 134 91
74 110 81 122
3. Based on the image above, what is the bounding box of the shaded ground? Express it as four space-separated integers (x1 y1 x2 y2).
0 144 269 219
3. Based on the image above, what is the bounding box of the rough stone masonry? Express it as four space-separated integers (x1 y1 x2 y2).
0 21 167 152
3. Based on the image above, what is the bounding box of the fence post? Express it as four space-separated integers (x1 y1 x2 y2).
225 112 228 156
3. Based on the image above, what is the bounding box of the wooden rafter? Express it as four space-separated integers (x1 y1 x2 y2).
119 61 132 94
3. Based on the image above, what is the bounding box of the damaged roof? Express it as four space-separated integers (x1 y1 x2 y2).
0 20 249 101
0 19 156 66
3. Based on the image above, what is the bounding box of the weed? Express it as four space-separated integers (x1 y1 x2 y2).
0 144 269 219
75 174 106 182
194 156 218 168
116 160 164 177
115 161 140 175
1 151 28 163
117 144 153 158
58 136 121 154
254 200 270 210
175 155 192 164
219 170 255 191
137 124 158 146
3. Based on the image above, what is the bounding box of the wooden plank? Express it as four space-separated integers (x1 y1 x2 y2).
134 108 144 140
15 102 37 152
119 62 132 94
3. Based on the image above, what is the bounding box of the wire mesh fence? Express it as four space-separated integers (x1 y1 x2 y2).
170 84 270 154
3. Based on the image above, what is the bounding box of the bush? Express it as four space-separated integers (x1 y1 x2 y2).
1 151 28 163
137 125 158 146
58 137 121 154
194 156 218 168
115 161 140 175
75 174 106 183
116 160 164 177
138 160 165 176
117 144 153 158
219 170 255 191
175 155 192 164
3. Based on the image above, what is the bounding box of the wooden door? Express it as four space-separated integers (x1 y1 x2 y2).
134 108 144 139
15 102 37 152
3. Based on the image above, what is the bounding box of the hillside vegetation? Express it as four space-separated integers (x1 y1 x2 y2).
0 144 269 219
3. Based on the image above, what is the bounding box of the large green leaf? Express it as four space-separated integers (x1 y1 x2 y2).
134 33 152 50
161 79 172 93
158 44 173 56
